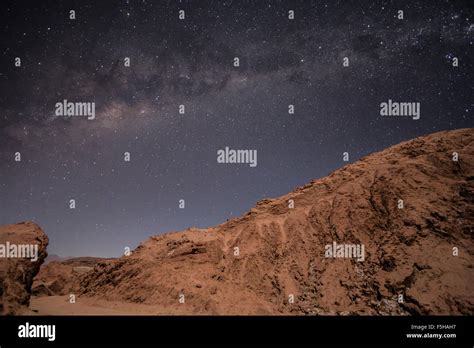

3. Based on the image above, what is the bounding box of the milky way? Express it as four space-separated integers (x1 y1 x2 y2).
0 0 472 256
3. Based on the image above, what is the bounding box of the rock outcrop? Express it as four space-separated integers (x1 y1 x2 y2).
77 128 474 315
32 257 112 296
0 222 48 314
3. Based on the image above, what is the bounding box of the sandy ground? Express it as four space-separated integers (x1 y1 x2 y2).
29 295 187 315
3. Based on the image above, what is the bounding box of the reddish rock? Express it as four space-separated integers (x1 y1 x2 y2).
0 222 48 314
32 257 112 296
77 128 474 315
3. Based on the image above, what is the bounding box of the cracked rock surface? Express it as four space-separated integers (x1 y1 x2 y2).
77 129 474 315
0 222 48 315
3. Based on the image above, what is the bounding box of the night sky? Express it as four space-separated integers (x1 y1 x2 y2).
0 0 472 257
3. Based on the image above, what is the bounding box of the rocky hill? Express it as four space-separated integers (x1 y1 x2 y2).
77 128 474 315
0 222 48 314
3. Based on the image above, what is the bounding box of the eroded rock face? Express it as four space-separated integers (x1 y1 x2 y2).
78 128 474 315
0 222 48 314
32 257 112 296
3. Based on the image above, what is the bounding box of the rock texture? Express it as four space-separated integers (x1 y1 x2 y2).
77 128 474 315
0 222 48 314
32 257 112 296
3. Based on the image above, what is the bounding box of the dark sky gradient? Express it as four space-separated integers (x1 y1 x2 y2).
0 0 472 257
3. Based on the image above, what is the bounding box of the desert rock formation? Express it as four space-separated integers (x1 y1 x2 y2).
32 257 112 296
77 128 474 315
0 222 48 314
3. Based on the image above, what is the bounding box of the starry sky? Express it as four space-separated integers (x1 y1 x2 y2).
0 0 472 257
